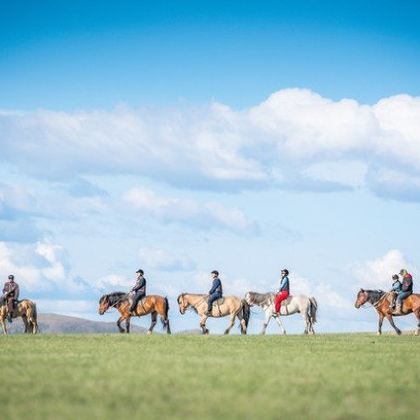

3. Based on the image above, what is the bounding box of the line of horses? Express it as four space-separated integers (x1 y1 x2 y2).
97 290 318 335
1 288 419 335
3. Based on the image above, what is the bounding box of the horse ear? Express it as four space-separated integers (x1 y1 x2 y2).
360 288 364 293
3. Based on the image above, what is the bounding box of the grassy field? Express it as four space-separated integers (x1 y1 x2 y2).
0 334 418 419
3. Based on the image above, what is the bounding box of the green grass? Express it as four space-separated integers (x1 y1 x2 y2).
0 334 419 419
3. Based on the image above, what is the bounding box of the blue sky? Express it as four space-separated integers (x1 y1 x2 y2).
1 1 420 333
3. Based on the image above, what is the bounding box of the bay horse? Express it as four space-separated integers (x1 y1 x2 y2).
245 291 318 334
0 297 39 334
354 289 420 335
98 292 171 334
177 293 250 335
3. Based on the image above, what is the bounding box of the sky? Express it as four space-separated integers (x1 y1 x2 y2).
1 1 420 334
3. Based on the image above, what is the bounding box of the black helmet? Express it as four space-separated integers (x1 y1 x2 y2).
211 270 219 276
136 269 144 275
281 269 289 276
392 274 399 280
8 274 14 280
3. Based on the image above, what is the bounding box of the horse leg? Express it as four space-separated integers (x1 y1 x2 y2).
200 315 209 335
165 319 171 334
116 316 125 333
414 309 420 336
224 314 236 335
126 318 131 334
386 314 402 335
275 316 286 335
237 314 246 335
148 311 157 335
377 313 384 336
1 318 7 335
261 312 271 335
22 316 29 333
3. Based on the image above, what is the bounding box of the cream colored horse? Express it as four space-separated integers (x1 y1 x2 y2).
177 293 250 335
0 298 39 334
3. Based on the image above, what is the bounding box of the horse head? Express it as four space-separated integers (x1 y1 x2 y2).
98 294 110 315
177 293 189 314
354 288 368 308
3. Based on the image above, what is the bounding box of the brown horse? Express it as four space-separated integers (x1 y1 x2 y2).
354 289 420 335
98 292 171 334
177 293 250 335
0 297 39 334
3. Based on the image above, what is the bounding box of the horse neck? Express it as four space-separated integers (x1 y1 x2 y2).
367 290 385 305
250 292 273 307
185 294 205 305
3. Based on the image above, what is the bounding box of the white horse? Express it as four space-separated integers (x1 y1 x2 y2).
245 291 318 335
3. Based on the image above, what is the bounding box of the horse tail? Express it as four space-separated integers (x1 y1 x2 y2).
160 296 170 327
241 299 250 329
308 297 318 324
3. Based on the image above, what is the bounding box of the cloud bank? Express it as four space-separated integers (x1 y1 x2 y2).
1 89 420 200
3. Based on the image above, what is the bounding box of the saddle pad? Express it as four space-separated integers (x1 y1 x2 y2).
213 297 225 307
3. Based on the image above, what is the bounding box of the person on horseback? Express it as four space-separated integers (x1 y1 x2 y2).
395 269 413 314
129 269 146 315
2 275 20 323
275 269 289 315
389 274 402 310
205 270 223 316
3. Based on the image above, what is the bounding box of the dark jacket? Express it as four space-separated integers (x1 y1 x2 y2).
279 276 290 293
3 281 19 300
209 278 223 295
131 276 146 295
402 274 413 293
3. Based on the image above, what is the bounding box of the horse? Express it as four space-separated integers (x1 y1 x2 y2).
354 289 420 335
177 293 250 335
98 292 171 334
244 291 318 335
0 297 39 334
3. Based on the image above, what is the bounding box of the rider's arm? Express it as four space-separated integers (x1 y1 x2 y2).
279 277 286 291
209 279 219 294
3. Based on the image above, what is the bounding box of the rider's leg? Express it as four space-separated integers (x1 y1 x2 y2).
6 298 13 323
129 292 144 313
275 291 288 314
206 293 219 315
395 291 411 314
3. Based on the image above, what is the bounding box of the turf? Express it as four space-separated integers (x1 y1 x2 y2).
0 334 418 419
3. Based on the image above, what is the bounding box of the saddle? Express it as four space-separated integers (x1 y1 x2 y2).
212 297 225 307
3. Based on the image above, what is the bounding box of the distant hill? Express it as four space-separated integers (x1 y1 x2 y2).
6 313 147 334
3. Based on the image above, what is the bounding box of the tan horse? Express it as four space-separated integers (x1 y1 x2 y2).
0 298 39 334
355 289 420 335
177 293 250 335
98 292 171 334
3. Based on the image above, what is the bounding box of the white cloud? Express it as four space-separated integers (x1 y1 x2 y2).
138 248 195 272
353 249 415 290
124 187 257 234
2 89 420 200
0 240 86 293
94 274 132 291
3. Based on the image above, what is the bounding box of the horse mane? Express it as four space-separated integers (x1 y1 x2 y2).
364 289 386 304
101 291 128 306
248 291 275 305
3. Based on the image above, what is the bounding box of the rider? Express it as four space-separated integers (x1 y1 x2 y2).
395 269 413 314
3 274 20 323
129 269 146 315
275 269 289 315
206 270 223 316
389 274 402 310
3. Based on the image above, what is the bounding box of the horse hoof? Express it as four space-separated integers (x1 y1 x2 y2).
397 330 402 336
415 330 419 336
376 332 381 336
147 331 152 336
